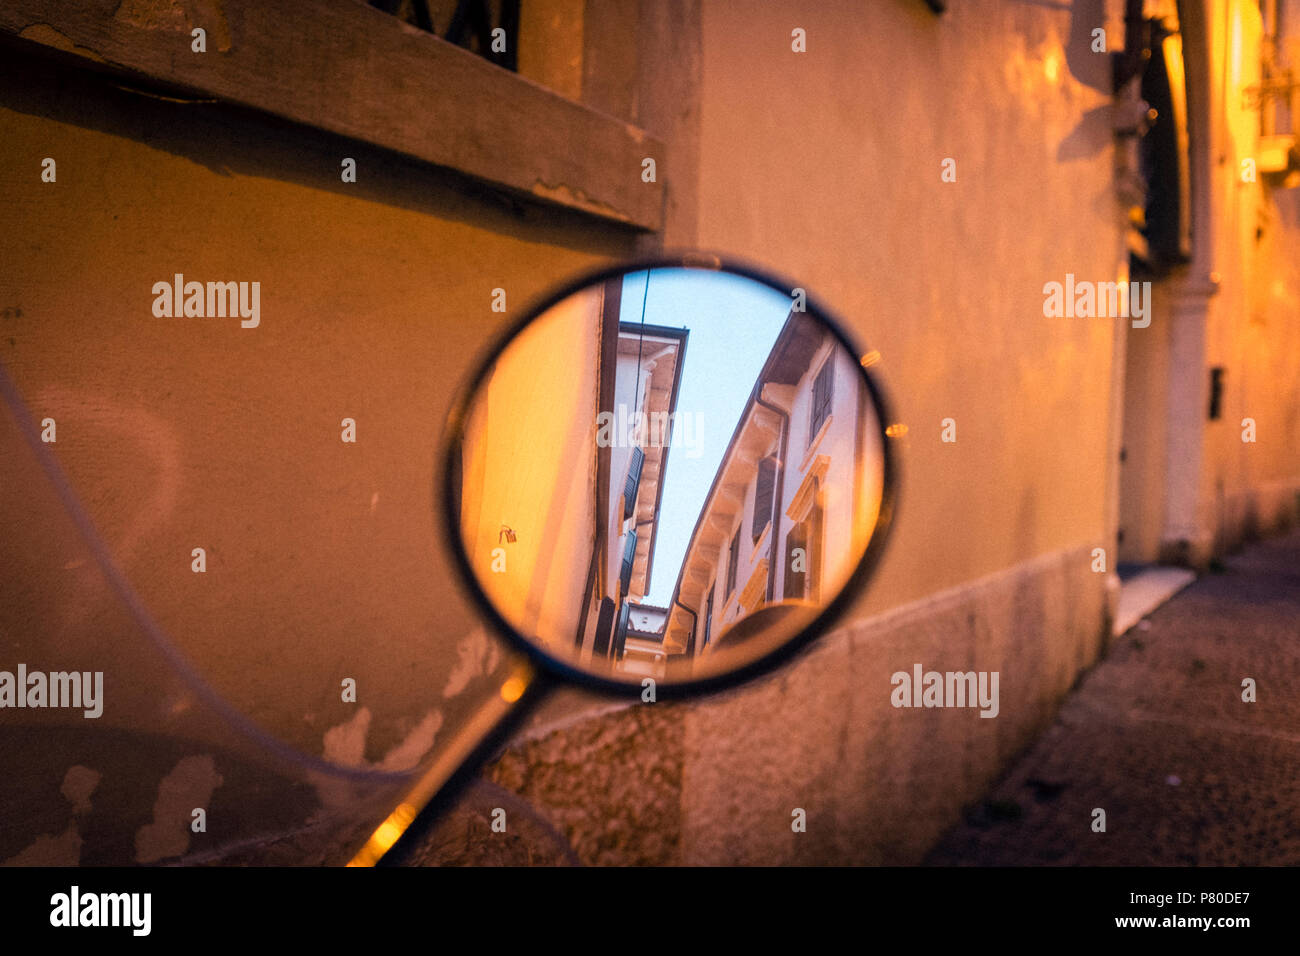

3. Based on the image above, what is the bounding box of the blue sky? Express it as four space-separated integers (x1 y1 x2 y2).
620 268 790 606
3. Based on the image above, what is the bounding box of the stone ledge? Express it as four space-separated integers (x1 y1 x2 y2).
417 544 1109 865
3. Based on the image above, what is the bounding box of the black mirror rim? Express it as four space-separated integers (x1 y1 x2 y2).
438 251 901 700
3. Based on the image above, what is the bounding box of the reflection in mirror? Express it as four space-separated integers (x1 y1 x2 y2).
452 267 887 686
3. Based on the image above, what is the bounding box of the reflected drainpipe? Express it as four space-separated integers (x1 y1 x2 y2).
674 597 698 670
755 393 789 604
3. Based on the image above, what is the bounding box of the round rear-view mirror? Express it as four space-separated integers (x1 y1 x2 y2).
442 255 899 697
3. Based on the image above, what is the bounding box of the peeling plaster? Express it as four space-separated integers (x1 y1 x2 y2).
312 705 444 811
377 709 444 772
2 821 83 867
442 626 500 699
0 765 100 867
113 0 187 31
62 764 100 814
321 704 446 771
134 754 223 863
530 180 632 224
113 0 232 52
322 705 371 767
17 24 108 62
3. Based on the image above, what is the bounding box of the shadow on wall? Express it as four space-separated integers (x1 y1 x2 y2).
1057 104 1116 162
1056 0 1116 163
1064 0 1111 95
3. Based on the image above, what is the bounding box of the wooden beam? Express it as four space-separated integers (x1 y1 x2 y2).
0 0 664 230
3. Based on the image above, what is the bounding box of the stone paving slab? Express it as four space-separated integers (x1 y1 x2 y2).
927 529 1300 866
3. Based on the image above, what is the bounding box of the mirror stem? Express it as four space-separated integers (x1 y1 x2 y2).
348 657 546 866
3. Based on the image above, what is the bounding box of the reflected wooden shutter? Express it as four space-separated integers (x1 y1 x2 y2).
623 446 645 521
703 586 714 648
784 522 808 600
752 456 777 542
592 597 616 657
810 360 834 438
614 601 631 660
620 528 638 596
726 526 740 598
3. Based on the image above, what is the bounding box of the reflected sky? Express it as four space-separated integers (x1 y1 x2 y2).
619 268 790 606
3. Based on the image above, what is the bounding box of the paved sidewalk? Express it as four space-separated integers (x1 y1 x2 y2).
927 529 1300 866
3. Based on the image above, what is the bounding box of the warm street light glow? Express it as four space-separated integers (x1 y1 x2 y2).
347 804 416 867
1044 52 1061 84
500 674 528 703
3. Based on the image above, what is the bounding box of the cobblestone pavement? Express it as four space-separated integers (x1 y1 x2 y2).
927 529 1300 866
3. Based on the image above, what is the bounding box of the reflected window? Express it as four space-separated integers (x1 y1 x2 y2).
620 529 638 597
703 584 714 648
614 601 631 660
726 525 741 599
784 485 823 602
624 445 645 520
593 596 616 657
810 358 834 442
752 455 777 542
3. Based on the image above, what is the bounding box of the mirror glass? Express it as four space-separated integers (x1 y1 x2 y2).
450 265 890 686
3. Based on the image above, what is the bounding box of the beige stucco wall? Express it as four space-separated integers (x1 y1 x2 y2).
698 0 1126 609
660 0 1126 863
0 44 632 844
459 0 1130 866
1197 2 1300 549
461 287 601 651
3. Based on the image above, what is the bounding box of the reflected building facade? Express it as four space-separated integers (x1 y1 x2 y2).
456 277 686 676
664 311 879 663
583 317 687 673
617 602 670 677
